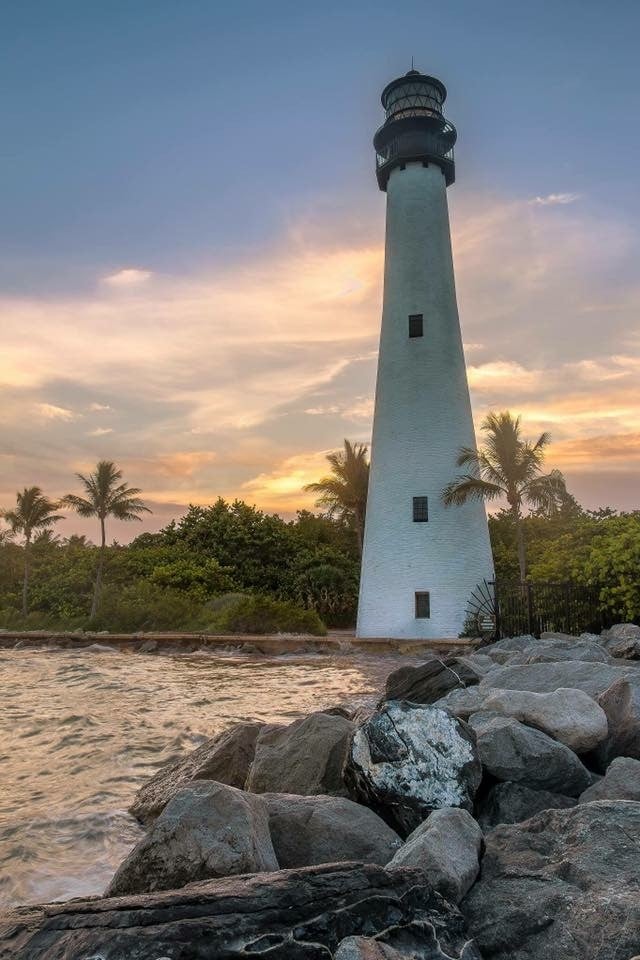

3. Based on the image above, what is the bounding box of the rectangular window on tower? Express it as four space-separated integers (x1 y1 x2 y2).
415 592 431 619
408 314 424 338
412 496 429 522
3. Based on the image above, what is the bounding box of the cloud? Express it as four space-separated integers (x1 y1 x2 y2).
35 403 78 421
101 268 152 287
1 191 639 527
529 193 581 206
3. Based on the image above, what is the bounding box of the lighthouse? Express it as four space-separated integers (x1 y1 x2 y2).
357 69 494 640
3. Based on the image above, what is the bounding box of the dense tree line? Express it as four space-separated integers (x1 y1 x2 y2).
0 419 638 632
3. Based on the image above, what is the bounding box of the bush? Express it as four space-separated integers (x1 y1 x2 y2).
90 582 203 632
208 594 327 636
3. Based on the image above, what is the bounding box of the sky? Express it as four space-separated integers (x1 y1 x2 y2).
1 0 640 540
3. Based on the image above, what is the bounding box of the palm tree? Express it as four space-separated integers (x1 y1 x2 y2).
2 487 64 616
441 411 567 580
62 461 151 619
305 440 370 554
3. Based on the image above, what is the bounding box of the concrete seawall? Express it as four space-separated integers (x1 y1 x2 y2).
0 630 476 656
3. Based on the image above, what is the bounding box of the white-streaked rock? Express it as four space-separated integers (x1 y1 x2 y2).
345 701 482 836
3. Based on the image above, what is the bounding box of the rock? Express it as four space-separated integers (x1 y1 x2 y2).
345 701 482 837
579 756 640 801
478 686 608 752
482 635 537 664
479 659 638 699
388 807 483 904
601 622 640 660
462 801 640 960
0 862 481 960
263 793 403 868
434 685 486 720
336 919 482 959
106 780 278 896
468 712 591 796
246 711 355 796
477 781 577 829
593 677 640 766
382 656 481 706
130 722 263 823
505 636 611 665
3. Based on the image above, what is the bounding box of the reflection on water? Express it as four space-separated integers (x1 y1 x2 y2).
0 646 409 907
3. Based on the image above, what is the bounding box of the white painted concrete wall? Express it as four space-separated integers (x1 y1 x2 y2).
357 161 494 639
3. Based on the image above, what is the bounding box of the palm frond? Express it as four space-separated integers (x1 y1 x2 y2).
441 475 503 506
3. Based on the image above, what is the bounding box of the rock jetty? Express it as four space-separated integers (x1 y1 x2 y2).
1 624 639 959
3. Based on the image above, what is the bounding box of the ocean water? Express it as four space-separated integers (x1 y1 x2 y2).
0 645 408 907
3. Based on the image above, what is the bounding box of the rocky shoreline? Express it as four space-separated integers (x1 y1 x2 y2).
1 624 639 959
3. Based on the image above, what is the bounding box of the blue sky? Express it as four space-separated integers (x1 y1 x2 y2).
2 1 639 537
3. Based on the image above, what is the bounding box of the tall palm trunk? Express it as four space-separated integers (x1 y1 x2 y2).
21 534 31 617
511 506 528 581
90 515 106 620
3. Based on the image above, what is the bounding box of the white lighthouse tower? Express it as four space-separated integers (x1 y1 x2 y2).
357 69 494 640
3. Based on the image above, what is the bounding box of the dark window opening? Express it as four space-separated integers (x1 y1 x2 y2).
413 496 429 522
409 314 423 338
415 591 431 619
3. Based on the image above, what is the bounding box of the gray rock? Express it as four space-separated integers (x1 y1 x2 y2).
383 656 481 706
479 659 638 699
478 781 577 829
601 623 640 660
336 919 482 959
468 711 591 796
263 793 403 868
106 780 278 896
579 756 640 802
482 635 537 664
478 686 608 752
505 636 611 665
593 677 640 767
247 711 355 796
130 721 263 823
434 685 486 720
462 801 640 960
389 807 483 904
0 862 481 960
345 701 482 837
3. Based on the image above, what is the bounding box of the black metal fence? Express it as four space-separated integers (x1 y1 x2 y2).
466 580 617 640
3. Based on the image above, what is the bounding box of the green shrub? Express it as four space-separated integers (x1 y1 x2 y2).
208 594 327 636
90 581 203 632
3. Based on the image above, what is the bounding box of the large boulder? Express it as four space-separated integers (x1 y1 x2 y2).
263 793 403 868
462 801 640 960
505 635 611 665
478 781 576 829
0 862 482 960
246 711 354 796
388 807 483 904
478 686 608 753
592 677 640 767
600 623 640 660
579 756 640 802
468 712 591 796
130 721 262 823
345 701 482 837
382 656 481 706
106 781 278 896
479 659 638 699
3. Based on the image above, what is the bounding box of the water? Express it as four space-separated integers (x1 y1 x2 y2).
0 645 407 907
